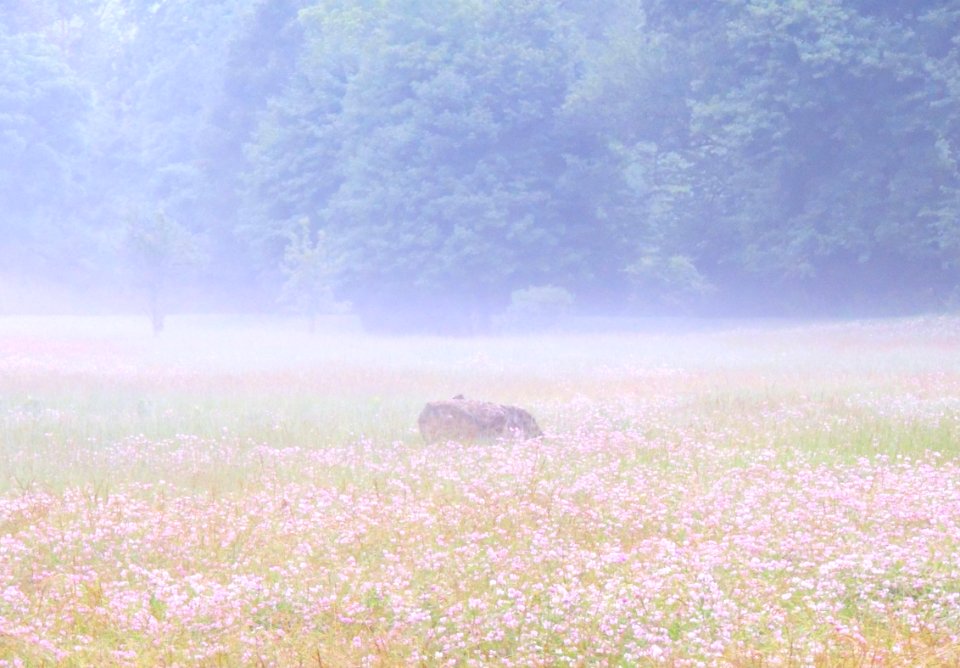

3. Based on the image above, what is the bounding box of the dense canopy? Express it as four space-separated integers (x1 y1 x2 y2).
1 0 958 330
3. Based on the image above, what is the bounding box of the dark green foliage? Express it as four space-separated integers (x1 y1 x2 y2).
242 0 584 330
2 0 959 327
681 0 959 312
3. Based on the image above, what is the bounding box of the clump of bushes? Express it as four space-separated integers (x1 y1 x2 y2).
495 284 575 332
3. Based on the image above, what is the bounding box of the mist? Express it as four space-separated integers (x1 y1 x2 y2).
2 1 959 334
6 4 960 661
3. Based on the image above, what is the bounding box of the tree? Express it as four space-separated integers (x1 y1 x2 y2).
4 0 960 320
0 29 90 280
124 209 204 333
84 0 260 306
918 6 960 284
243 0 587 331
679 0 959 312
278 216 341 329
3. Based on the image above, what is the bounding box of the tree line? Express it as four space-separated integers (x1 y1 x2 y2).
2 0 958 331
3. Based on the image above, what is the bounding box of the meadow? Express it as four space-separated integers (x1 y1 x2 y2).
1 315 960 666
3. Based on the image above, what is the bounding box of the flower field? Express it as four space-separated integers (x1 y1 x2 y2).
2 316 960 666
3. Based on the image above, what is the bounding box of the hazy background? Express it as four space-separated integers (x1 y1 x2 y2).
1 0 959 333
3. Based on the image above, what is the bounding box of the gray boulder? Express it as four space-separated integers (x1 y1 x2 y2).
418 395 543 443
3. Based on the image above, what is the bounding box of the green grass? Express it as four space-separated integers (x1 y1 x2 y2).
3 314 960 491
3 315 960 666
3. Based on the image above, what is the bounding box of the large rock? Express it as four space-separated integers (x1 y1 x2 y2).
418 395 543 443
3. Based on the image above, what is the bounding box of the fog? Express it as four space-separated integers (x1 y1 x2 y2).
2 1 959 334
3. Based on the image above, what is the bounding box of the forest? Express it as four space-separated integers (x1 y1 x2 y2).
2 0 959 331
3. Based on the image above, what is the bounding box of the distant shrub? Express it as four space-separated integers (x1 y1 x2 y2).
625 252 714 312
279 217 348 330
496 284 575 332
